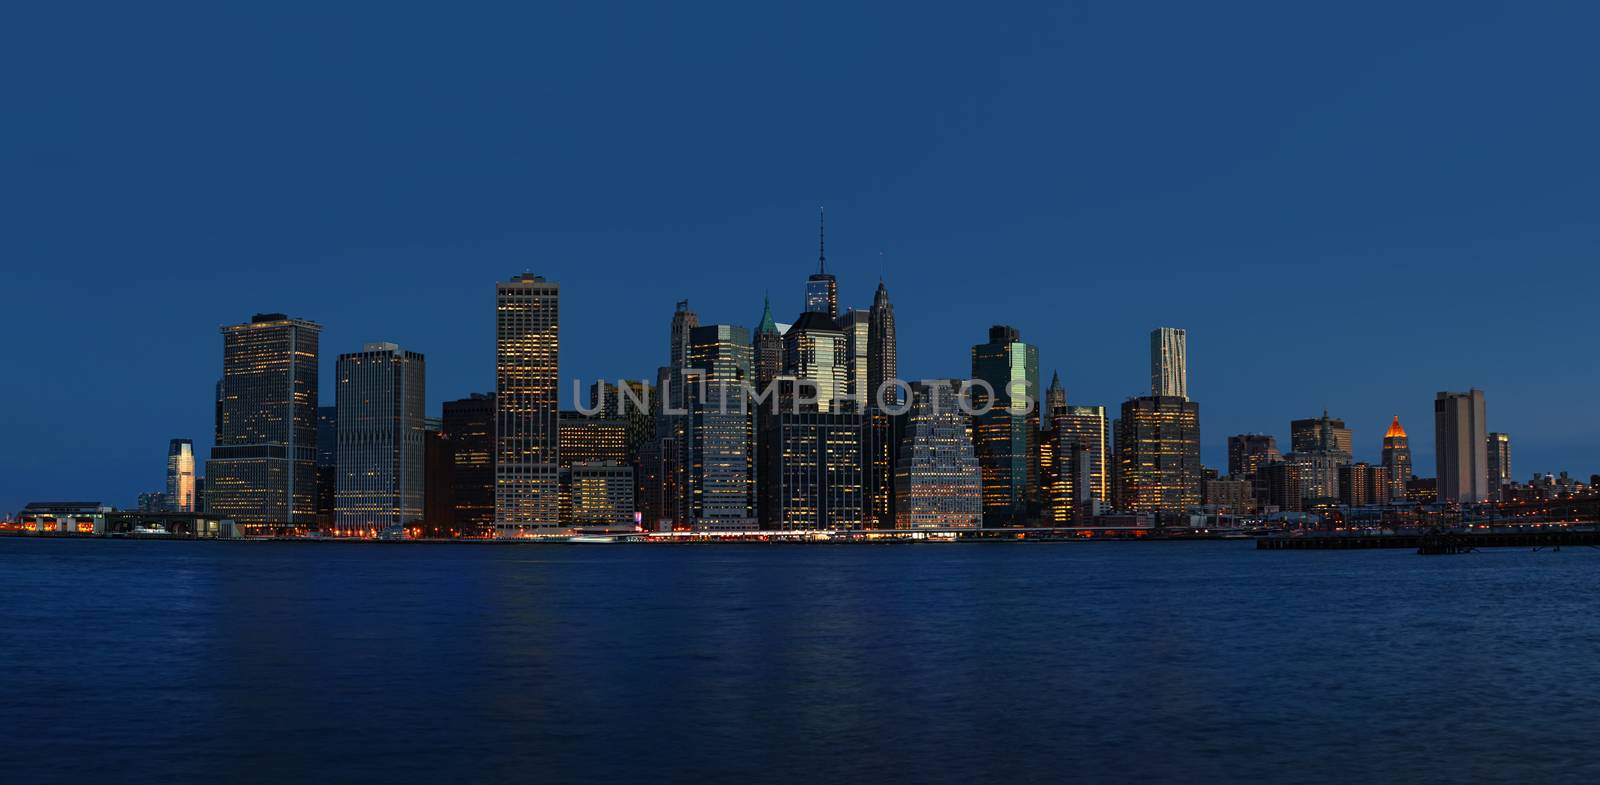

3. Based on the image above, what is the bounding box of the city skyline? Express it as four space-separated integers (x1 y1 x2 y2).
8 4 1600 513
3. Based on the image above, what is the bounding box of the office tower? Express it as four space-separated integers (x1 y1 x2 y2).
166 439 195 512
894 381 981 529
1040 425 1092 525
315 405 337 528
841 309 871 409
206 313 321 532
971 325 1040 527
685 324 756 529
422 425 454 537
666 300 699 415
334 343 426 534
567 462 635 531
1202 476 1254 514
194 475 205 513
1435 389 1488 504
1381 416 1412 501
783 311 849 411
495 274 560 534
866 279 897 410
1227 434 1280 479
804 208 838 317
1338 462 1390 507
753 296 785 393
1257 460 1304 512
1115 396 1201 515
1487 432 1512 500
1042 372 1067 424
765 411 863 529
1053 405 1110 502
1150 327 1187 399
557 411 631 524
442 394 494 535
637 434 681 531
137 491 169 513
1290 412 1353 464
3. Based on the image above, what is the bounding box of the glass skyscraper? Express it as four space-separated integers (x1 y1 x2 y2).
1115 395 1201 515
166 438 195 512
334 343 426 533
970 325 1039 527
1150 326 1188 399
495 274 560 534
686 324 756 528
894 381 981 529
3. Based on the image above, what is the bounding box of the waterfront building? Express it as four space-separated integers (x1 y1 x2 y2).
206 313 321 533
764 411 864 530
1435 389 1488 504
804 208 838 317
334 343 426 534
971 325 1040 526
841 309 871 410
1338 462 1390 507
1290 412 1353 464
137 491 170 513
495 274 560 534
685 324 757 528
783 311 849 412
753 296 785 394
443 393 495 535
1115 395 1201 515
1202 476 1254 514
1405 477 1438 505
867 279 897 410
1381 416 1412 500
558 412 631 467
1053 405 1110 503
1487 432 1512 501
1040 425 1093 524
315 406 337 528
1150 327 1187 399
166 439 195 512
566 461 636 532
894 381 981 529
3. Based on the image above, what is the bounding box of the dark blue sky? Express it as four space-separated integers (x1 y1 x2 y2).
5 1 1599 513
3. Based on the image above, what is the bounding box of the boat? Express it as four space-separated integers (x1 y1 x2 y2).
569 535 620 544
130 526 170 536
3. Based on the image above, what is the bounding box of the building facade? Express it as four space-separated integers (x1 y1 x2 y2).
971 326 1040 527
685 325 756 528
166 438 196 512
1487 432 1512 501
495 274 560 533
443 393 495 535
764 412 864 530
1435 389 1488 504
1115 395 1201 515
566 461 635 532
334 343 426 533
894 381 981 529
206 313 321 532
1290 412 1353 464
1150 327 1188 399
1381 416 1412 500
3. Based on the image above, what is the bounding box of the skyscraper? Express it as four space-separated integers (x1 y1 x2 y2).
1434 389 1488 504
1053 405 1110 503
685 324 756 529
1227 434 1281 479
1042 372 1067 423
804 208 837 317
1150 327 1188 399
764 411 863 529
315 405 337 528
206 313 321 533
1487 432 1512 501
840 309 871 410
166 438 195 512
971 325 1040 527
783 311 849 412
443 393 495 535
1381 416 1412 500
1290 412 1353 464
1115 395 1201 515
862 280 899 527
866 279 897 410
334 343 426 534
894 381 981 529
495 274 560 534
753 296 785 394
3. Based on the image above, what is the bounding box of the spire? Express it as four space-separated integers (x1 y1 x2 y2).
818 206 826 273
1385 416 1407 439
756 293 779 335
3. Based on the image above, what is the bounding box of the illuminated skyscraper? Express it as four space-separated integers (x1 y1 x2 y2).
804 208 838 317
335 343 426 533
1150 327 1188 399
894 381 981 529
1381 416 1412 500
1053 405 1109 503
1487 432 1512 501
861 281 899 527
566 462 635 531
206 313 321 532
753 296 785 393
1434 389 1488 504
764 411 863 530
315 405 337 528
1042 372 1066 423
971 326 1040 527
783 311 849 412
443 393 495 534
841 309 871 410
1115 395 1201 515
685 324 756 528
166 438 195 512
495 274 560 534
867 279 897 410
558 411 631 524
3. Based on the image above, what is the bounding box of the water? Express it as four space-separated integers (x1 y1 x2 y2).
3 538 1599 784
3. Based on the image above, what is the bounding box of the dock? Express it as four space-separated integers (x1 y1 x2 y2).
1257 529 1600 550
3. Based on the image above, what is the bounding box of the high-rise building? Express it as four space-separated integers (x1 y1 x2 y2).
753 296 785 394
764 411 863 529
804 208 838 318
894 381 981 529
971 326 1040 527
567 462 635 531
1290 412 1353 464
1115 395 1201 515
686 324 756 529
783 311 849 412
495 274 560 534
422 425 454 537
1053 405 1110 503
443 393 495 535
866 279 897 410
1040 424 1093 525
1338 462 1390 507
1434 389 1488 504
1487 432 1512 501
558 412 631 467
206 313 321 532
1150 327 1188 399
1227 434 1280 479
334 343 426 534
840 309 871 410
166 439 195 512
315 405 337 528
1381 416 1412 501
1042 372 1067 424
